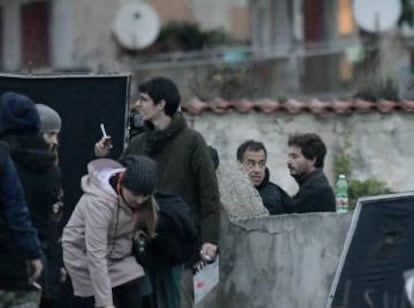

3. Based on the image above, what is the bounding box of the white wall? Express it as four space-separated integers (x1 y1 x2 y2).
186 111 414 195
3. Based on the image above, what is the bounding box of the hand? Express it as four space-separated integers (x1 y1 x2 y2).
59 267 67 283
27 258 43 284
200 242 218 262
94 136 113 157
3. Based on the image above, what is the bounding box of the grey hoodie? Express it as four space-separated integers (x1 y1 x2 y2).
62 159 145 307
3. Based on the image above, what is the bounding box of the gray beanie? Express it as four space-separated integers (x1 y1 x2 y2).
121 155 158 195
35 104 61 133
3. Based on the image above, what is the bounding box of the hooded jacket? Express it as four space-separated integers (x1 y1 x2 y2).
62 159 145 307
124 113 220 245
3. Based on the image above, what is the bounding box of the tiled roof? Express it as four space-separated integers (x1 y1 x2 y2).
181 98 414 115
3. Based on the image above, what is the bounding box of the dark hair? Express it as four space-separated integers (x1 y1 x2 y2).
138 77 181 116
288 133 326 168
236 140 267 162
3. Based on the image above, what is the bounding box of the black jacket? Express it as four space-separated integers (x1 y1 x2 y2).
292 168 335 213
7 135 62 243
256 169 293 214
6 135 63 296
0 142 43 290
134 192 199 268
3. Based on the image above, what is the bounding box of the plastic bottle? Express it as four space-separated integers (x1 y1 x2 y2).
335 174 348 213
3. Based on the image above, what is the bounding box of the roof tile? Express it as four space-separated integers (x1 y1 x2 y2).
332 100 353 114
352 99 374 112
181 98 413 115
258 99 280 113
377 100 400 113
236 99 255 113
401 101 414 112
309 99 329 114
282 99 305 114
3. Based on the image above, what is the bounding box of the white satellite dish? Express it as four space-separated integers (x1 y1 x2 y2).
353 0 402 33
113 2 160 50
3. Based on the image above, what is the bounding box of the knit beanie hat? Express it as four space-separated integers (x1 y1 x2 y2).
121 154 158 195
0 92 40 137
35 104 62 133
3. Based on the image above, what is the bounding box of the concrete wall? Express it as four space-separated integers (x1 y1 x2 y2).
191 0 249 40
192 158 352 307
186 111 414 195
197 213 352 308
71 0 121 70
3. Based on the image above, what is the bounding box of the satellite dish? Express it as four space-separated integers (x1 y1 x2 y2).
113 2 160 50
353 0 402 33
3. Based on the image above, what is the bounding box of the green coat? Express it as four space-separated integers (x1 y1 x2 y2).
123 113 220 245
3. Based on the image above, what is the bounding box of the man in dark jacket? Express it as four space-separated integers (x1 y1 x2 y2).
95 77 220 308
0 92 43 307
237 140 293 214
287 133 335 213
6 103 65 307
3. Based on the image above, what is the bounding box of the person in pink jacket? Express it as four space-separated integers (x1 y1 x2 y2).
62 155 158 308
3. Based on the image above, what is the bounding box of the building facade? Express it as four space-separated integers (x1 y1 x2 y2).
0 0 250 72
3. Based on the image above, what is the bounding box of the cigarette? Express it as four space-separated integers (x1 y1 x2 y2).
100 123 107 138
32 281 42 290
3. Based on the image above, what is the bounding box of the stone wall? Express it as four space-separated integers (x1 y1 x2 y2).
194 159 352 308
187 111 414 195
197 213 352 308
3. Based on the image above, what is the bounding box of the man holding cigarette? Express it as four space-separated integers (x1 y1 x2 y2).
95 76 220 308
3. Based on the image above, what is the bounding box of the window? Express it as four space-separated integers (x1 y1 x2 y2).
0 0 51 71
21 1 51 67
303 0 325 42
338 0 355 36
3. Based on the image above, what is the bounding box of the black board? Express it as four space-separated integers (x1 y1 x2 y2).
0 73 131 224
326 193 414 308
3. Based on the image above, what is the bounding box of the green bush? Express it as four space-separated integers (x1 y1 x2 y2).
348 178 393 210
334 136 392 210
155 22 233 52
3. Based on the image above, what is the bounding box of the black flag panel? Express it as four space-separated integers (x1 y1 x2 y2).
0 74 130 224
326 193 414 308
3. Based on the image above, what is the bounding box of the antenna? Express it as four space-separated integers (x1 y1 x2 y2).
112 2 161 50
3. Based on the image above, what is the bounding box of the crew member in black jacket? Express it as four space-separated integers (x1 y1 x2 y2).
287 133 335 213
0 92 43 307
5 103 65 307
237 140 293 214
